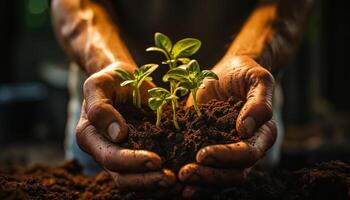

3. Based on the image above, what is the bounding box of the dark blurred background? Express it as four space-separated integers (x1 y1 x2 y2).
0 0 349 169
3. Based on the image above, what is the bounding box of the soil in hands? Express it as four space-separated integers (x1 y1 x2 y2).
118 97 244 171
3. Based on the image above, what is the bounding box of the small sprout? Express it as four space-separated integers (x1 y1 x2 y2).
146 33 201 107
146 32 201 68
115 64 158 109
148 86 187 129
164 60 218 116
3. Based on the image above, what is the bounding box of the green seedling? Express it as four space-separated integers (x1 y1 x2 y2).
163 60 218 117
146 32 201 68
115 64 158 109
146 32 201 107
148 86 187 129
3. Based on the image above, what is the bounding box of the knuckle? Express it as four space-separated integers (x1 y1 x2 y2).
267 120 278 141
75 122 95 152
259 69 275 86
262 101 273 119
87 102 112 124
249 100 273 122
83 74 99 91
83 72 113 93
75 122 84 138
75 120 90 142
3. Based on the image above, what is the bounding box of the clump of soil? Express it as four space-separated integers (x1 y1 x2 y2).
1 160 349 200
119 97 244 171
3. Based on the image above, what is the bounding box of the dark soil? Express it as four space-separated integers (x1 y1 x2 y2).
1 160 349 200
119 98 244 171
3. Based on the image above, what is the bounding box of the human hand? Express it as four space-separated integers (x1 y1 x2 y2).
76 62 176 196
180 56 277 198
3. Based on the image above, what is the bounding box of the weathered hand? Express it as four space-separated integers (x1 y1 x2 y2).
180 56 277 198
76 62 176 195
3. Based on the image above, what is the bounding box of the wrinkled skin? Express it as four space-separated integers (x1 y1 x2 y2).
180 56 277 198
76 56 277 198
75 62 177 196
51 0 313 197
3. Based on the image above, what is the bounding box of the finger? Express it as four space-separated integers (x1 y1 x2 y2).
197 119 277 168
182 185 217 199
179 163 246 185
107 169 176 192
76 116 162 173
83 73 128 142
236 68 275 137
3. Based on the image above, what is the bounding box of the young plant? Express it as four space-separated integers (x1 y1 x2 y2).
146 32 201 106
115 64 158 109
163 60 218 117
148 85 187 130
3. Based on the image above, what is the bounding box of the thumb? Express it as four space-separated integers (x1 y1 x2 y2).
236 70 275 138
83 75 128 143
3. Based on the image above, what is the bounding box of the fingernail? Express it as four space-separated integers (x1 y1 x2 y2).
107 122 120 141
242 117 255 136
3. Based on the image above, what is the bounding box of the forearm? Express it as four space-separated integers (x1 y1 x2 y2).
51 0 135 75
221 0 314 74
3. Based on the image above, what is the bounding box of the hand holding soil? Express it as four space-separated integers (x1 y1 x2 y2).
77 34 277 198
76 62 177 194
179 55 277 198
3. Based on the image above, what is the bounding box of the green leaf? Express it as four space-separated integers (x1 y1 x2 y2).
148 87 170 98
178 58 191 64
176 87 189 96
202 70 219 80
115 69 132 81
179 81 196 90
161 59 176 65
168 67 188 76
187 60 200 73
137 64 158 88
148 97 164 110
134 69 140 78
139 64 159 75
146 47 169 58
165 94 179 101
155 32 172 53
144 76 153 81
120 80 135 87
163 68 188 82
172 38 201 59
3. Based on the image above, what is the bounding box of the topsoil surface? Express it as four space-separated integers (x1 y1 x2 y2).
0 160 349 200
119 98 243 171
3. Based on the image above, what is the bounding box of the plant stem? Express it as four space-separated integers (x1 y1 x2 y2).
133 87 141 109
156 106 162 128
170 81 178 106
172 99 180 130
191 89 202 117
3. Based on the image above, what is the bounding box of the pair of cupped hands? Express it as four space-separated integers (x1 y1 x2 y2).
76 55 277 198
